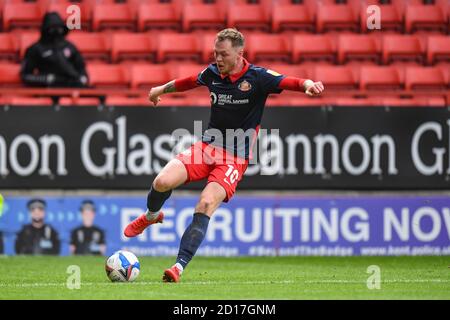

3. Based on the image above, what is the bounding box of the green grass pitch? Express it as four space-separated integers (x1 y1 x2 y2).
0 256 449 299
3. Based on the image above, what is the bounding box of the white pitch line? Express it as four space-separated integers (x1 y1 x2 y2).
0 279 449 289
304 279 450 284
0 280 296 288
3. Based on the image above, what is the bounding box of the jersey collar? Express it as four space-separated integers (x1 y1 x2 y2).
220 58 250 83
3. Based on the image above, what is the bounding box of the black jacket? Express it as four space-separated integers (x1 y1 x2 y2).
0 232 3 254
70 225 106 255
15 224 60 255
20 12 88 87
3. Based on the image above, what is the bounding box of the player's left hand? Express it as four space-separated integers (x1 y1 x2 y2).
304 80 324 97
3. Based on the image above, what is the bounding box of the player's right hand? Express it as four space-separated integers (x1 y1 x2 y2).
304 80 324 97
148 87 162 106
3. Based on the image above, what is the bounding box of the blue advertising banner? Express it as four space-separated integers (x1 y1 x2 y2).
0 194 449 256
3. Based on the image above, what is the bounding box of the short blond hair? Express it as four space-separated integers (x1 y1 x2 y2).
216 28 245 48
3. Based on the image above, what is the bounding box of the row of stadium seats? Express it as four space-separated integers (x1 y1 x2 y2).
0 0 448 33
0 95 447 107
0 62 447 90
1 31 448 64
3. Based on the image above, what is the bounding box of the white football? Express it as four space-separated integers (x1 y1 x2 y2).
105 250 140 282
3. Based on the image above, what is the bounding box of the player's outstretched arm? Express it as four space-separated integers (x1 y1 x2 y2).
148 75 199 106
278 77 325 97
148 80 176 106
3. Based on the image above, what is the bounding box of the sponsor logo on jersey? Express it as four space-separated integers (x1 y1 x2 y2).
210 92 218 105
211 93 249 105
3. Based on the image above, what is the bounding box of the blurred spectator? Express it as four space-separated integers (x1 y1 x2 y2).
15 199 60 255
70 200 106 255
20 12 88 88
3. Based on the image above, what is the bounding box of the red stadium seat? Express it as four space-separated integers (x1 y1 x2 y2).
331 97 380 107
361 4 403 33
316 4 359 33
67 32 110 62
104 96 140 106
246 34 290 63
0 33 18 61
301 0 334 17
377 97 446 107
166 63 210 97
3 3 42 30
60 97 101 106
405 5 447 34
130 64 171 89
6 97 54 106
167 63 205 79
405 66 448 91
264 63 312 99
227 3 270 32
105 96 150 106
200 33 217 64
337 34 381 64
312 65 358 90
272 3 314 33
292 34 336 63
111 33 155 63
283 96 334 107
18 31 40 59
87 64 130 88
157 33 201 63
382 35 425 64
265 63 312 79
0 63 21 86
264 62 309 78
137 3 180 31
92 3 136 31
182 3 225 32
359 66 403 90
427 35 450 65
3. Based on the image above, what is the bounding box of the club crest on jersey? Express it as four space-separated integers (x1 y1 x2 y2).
238 80 252 92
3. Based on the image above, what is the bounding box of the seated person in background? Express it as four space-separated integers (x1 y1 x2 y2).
70 200 106 255
15 199 60 255
20 12 88 88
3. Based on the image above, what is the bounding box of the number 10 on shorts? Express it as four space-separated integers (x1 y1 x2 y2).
224 165 239 186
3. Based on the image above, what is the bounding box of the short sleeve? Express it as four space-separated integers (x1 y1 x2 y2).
257 67 286 94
